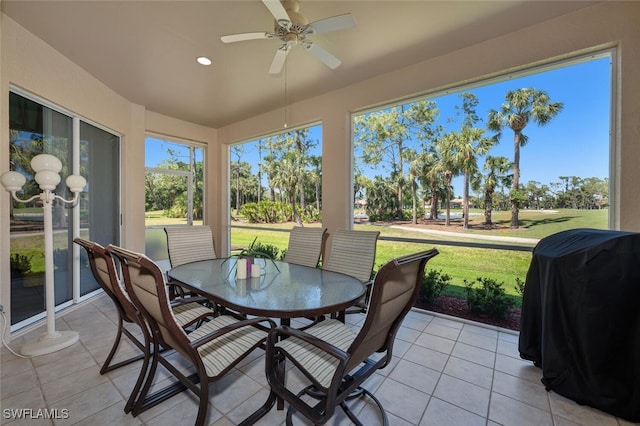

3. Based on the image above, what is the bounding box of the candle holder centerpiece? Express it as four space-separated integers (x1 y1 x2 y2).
223 237 281 280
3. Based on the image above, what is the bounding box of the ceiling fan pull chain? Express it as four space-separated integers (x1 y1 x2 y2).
284 60 288 128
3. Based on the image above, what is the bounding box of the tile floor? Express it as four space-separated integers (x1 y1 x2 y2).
1 294 635 426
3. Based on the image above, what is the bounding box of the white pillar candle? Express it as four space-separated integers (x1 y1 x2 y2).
236 258 247 279
251 263 261 277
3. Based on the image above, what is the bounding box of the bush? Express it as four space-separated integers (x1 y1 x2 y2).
419 269 451 304
464 277 515 320
514 277 526 297
301 205 322 222
240 201 292 223
367 212 395 222
246 239 283 261
10 252 34 276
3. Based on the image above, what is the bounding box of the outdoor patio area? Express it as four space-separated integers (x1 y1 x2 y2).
1 294 631 426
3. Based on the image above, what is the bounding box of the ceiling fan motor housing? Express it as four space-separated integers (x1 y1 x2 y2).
275 0 309 42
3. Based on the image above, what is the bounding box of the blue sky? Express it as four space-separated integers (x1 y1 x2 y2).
149 54 611 198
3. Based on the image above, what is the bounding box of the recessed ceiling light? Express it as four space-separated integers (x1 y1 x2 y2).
196 56 212 66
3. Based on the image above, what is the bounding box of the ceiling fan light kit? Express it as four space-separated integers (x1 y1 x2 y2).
221 0 355 74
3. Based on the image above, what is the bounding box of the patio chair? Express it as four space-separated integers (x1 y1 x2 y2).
108 245 276 425
73 238 215 414
282 226 328 268
165 225 217 267
242 248 439 425
165 225 218 299
322 229 380 314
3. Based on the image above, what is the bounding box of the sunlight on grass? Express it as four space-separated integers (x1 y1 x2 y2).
230 222 533 301
10 208 604 303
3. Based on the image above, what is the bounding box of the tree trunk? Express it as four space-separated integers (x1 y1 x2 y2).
430 182 438 221
445 179 451 226
511 131 521 229
463 172 470 229
444 171 452 226
484 189 493 225
299 181 305 211
235 167 241 212
292 197 302 225
412 180 418 224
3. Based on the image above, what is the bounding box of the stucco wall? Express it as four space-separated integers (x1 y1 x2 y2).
0 15 218 326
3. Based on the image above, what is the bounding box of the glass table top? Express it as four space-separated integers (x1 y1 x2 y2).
167 258 365 318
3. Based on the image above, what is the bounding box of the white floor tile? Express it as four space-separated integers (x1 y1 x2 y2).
1 297 625 426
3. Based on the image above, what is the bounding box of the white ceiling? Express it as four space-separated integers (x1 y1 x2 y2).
2 1 598 128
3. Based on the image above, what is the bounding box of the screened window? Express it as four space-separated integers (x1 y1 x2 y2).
352 53 611 232
144 136 205 260
347 52 612 302
229 124 323 256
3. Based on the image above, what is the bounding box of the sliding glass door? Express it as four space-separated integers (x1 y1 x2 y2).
8 91 120 328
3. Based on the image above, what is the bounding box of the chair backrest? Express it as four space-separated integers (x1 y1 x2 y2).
322 229 380 282
165 225 216 268
282 226 328 268
346 248 439 370
108 245 191 356
74 238 138 323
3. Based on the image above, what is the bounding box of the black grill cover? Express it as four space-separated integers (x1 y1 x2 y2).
519 228 640 421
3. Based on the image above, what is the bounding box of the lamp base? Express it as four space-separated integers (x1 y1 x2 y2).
21 330 80 357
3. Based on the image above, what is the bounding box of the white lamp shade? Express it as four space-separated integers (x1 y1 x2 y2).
65 174 86 193
34 170 61 190
0 171 27 192
31 154 63 174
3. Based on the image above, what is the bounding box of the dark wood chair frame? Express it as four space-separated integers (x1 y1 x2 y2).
74 238 213 415
242 248 439 426
109 245 276 426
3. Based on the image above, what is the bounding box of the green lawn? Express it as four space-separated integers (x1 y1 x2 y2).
456 208 608 239
10 208 608 307
229 208 608 306
230 224 531 305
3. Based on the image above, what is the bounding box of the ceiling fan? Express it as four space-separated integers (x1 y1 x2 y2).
221 0 356 74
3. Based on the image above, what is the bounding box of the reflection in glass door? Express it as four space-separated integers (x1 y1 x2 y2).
8 91 120 329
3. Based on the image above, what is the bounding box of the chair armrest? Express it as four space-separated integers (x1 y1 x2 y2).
269 326 350 365
266 325 351 400
170 296 212 307
190 317 276 349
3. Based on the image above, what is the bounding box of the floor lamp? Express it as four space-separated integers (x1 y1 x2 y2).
1 154 86 356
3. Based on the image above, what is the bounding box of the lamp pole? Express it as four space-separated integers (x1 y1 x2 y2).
1 154 86 356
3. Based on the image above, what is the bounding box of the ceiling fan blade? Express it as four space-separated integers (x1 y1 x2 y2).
308 13 356 35
269 45 290 74
221 32 272 43
262 0 290 25
304 43 342 69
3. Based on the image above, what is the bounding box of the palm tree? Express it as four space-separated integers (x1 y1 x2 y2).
435 135 458 226
418 146 442 222
487 88 563 228
482 156 512 225
230 145 245 213
449 127 493 229
271 151 303 225
308 155 322 213
408 149 428 224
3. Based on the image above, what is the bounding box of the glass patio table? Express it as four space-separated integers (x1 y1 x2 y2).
167 258 365 324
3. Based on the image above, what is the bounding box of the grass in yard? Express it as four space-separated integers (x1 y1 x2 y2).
459 208 608 239
10 208 607 301
230 223 532 302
